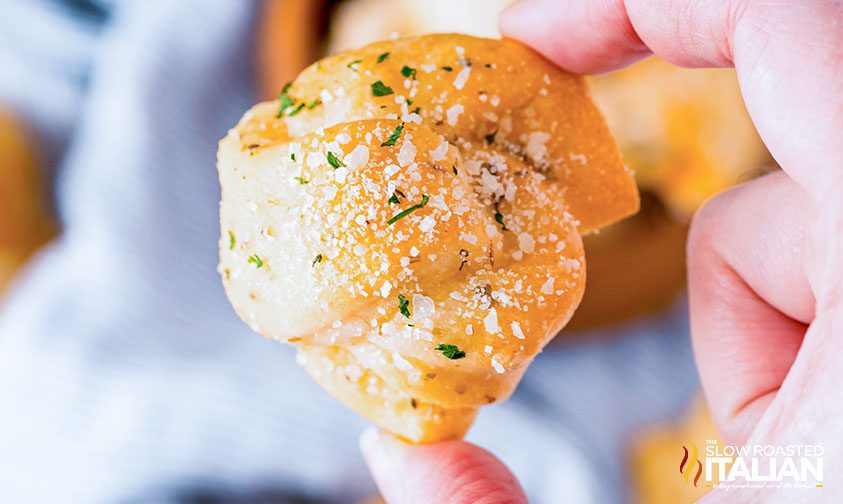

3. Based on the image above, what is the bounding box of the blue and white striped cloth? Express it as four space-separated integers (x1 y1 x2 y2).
0 1 699 502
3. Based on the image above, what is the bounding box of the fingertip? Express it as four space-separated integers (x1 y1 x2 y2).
500 0 650 74
358 426 380 456
498 0 541 40
359 428 406 501
359 428 527 504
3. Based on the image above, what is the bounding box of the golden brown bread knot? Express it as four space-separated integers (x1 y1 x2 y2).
218 34 638 442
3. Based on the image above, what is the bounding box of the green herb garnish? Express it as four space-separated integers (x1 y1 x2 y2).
401 65 417 79
387 194 430 225
228 230 236 250
347 59 362 71
312 253 322 266
275 82 295 118
377 52 390 63
293 176 308 184
288 102 306 116
247 254 264 268
452 165 458 176
494 211 508 231
435 343 465 360
441 65 453 72
410 106 421 115
380 122 405 147
326 151 346 169
398 294 411 318
388 192 401 205
484 129 498 145
371 80 394 97
291 153 296 162
307 98 321 109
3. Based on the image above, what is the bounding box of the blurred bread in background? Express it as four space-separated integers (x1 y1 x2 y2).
630 395 720 502
0 110 54 297
573 60 773 329
590 58 771 220
259 0 329 98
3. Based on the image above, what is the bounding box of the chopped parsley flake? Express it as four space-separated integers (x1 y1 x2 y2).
410 106 421 115
459 249 469 271
307 98 321 109
326 151 346 169
288 102 306 116
435 343 465 360
247 254 264 268
275 82 295 118
401 65 417 79
228 230 236 250
494 211 508 231
388 192 401 205
377 52 390 63
441 65 453 72
312 254 322 266
485 129 498 145
291 153 296 162
371 80 394 97
380 122 405 146
387 194 429 225
293 176 308 184
347 59 362 71
398 294 411 318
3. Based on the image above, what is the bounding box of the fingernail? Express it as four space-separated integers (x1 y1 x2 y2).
360 427 409 464
360 427 408 501
501 0 540 17
359 426 381 457
500 0 524 19
500 0 539 36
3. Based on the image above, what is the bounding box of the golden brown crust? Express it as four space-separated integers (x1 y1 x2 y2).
245 35 638 231
218 34 638 442
299 345 478 443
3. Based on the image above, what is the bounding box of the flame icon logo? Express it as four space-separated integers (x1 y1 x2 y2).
680 442 703 487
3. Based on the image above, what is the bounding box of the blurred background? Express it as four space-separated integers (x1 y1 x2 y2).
0 0 774 502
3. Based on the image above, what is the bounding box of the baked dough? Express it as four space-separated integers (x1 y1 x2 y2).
218 34 638 442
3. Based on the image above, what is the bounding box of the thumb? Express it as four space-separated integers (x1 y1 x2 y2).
359 428 527 504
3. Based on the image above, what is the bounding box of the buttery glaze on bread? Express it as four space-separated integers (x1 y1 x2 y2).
218 34 638 442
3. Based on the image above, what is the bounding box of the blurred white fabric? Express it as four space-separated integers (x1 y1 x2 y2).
0 1 699 503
